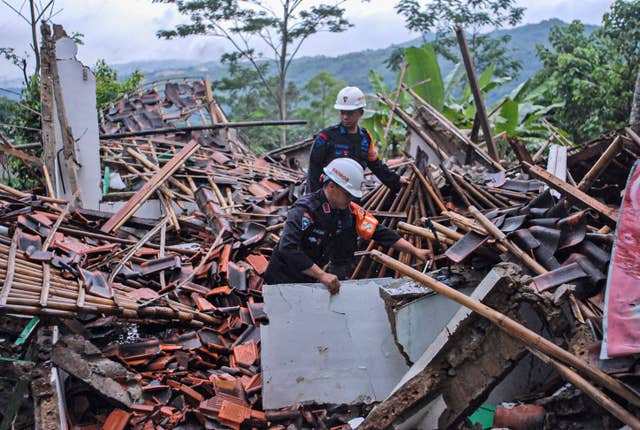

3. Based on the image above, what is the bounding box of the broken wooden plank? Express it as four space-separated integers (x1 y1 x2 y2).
577 136 622 192
377 93 449 161
101 140 200 233
401 83 504 172
524 162 619 224
0 228 20 306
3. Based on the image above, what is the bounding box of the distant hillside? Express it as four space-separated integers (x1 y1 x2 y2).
118 19 597 106
0 19 597 105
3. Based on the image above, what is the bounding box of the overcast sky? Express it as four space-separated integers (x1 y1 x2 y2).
0 0 615 81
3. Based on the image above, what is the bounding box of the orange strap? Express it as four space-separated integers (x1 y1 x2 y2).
365 130 379 162
349 202 378 239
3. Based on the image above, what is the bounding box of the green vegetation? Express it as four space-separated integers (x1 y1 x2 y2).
154 0 352 145
128 20 595 110
394 0 525 78
3 1 637 167
0 77 41 189
533 0 640 143
93 59 144 110
363 43 553 159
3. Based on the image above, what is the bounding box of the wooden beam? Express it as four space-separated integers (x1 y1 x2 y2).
100 140 200 233
454 26 499 162
524 162 619 224
577 136 622 191
400 83 504 171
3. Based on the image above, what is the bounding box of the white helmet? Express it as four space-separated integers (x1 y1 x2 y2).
334 86 366 111
323 158 365 198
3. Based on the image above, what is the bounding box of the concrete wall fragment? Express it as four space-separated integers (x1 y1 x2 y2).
359 263 565 430
47 30 102 209
260 279 410 409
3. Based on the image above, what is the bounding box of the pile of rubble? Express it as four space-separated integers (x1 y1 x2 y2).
2 27 640 430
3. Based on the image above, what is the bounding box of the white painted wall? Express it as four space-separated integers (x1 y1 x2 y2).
53 37 102 209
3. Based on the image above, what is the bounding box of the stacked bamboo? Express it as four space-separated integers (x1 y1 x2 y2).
352 161 535 279
0 232 220 327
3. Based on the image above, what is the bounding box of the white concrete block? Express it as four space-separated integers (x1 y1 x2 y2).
53 37 102 210
261 279 409 409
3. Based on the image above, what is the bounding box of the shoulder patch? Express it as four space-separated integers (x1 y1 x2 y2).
301 212 313 230
322 202 331 214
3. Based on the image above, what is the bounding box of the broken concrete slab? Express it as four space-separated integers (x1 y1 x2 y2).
359 263 549 430
260 279 410 409
381 280 476 364
51 334 142 408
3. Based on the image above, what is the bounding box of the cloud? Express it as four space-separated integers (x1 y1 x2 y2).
0 0 617 81
522 0 613 25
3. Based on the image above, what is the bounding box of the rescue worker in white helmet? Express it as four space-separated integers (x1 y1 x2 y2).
264 158 429 294
305 86 408 195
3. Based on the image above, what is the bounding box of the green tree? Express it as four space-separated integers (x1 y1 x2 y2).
534 0 640 142
93 59 145 110
366 42 552 159
213 58 301 153
294 72 346 134
155 0 352 146
394 0 525 78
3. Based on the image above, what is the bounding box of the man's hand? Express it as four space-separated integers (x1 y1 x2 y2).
319 272 340 294
391 238 432 262
303 264 341 294
413 247 432 262
399 176 410 185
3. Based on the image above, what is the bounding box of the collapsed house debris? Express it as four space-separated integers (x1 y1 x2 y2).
1 22 640 430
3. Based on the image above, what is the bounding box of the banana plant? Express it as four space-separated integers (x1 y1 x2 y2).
363 43 444 152
364 42 562 158
494 79 565 145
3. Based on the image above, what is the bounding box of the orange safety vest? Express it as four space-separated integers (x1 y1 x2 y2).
349 202 379 240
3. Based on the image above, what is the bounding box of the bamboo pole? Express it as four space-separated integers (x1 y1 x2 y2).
441 165 473 207
454 26 499 163
576 136 621 192
526 347 640 429
410 164 446 213
398 222 455 246
383 62 408 142
369 250 640 408
424 219 464 241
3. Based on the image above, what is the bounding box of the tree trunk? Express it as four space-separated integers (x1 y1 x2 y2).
630 67 640 134
279 77 287 147
278 0 289 147
29 0 40 77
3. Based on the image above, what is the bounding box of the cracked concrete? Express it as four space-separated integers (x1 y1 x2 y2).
358 263 569 430
51 334 142 408
261 279 409 409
